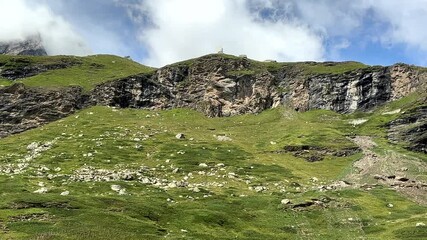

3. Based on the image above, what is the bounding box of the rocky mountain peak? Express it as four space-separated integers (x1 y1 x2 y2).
0 35 47 56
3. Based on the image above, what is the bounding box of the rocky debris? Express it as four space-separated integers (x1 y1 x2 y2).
60 191 70 196
387 105 427 153
8 213 51 222
382 109 401 115
0 35 47 56
110 185 126 195
33 187 48 194
0 84 88 138
349 119 368 126
279 145 360 162
175 133 185 139
198 163 208 168
0 140 55 175
215 135 232 141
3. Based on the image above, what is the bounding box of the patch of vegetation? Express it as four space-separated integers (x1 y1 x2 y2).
0 55 155 91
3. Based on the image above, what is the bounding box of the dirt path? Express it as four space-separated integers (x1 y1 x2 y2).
344 136 427 205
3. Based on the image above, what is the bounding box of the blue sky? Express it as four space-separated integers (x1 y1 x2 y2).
1 0 427 67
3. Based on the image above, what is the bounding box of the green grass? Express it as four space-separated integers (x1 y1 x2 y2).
0 78 12 87
0 104 426 239
0 54 154 91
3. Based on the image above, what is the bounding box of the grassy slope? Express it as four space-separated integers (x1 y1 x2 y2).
0 55 154 91
0 100 426 239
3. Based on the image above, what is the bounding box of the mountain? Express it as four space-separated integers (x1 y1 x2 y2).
0 35 47 56
0 54 426 239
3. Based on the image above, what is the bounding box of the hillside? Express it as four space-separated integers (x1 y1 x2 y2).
0 54 426 239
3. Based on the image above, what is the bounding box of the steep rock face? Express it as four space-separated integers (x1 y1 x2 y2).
0 35 47 56
89 74 171 109
387 105 427 153
152 57 278 117
1 54 426 140
0 84 87 137
280 64 425 113
0 57 80 80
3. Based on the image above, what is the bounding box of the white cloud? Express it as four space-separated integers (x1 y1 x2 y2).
0 0 91 55
127 0 325 67
364 0 427 52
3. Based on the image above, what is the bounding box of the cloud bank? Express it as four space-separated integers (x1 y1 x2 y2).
0 0 90 56
127 0 325 67
120 0 427 67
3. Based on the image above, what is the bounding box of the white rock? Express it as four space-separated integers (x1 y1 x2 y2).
254 186 266 192
199 163 208 168
111 184 122 192
60 191 70 196
27 142 39 151
215 135 232 141
175 133 185 139
270 141 277 145
387 203 394 208
382 109 401 115
192 187 200 193
118 188 127 195
33 187 48 194
416 222 426 227
349 119 368 126
281 199 291 205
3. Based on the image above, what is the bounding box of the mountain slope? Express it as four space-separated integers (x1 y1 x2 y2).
0 54 426 239
0 35 47 56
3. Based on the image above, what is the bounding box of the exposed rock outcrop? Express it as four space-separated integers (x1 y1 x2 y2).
1 54 426 142
0 83 87 137
387 105 427 153
0 35 47 56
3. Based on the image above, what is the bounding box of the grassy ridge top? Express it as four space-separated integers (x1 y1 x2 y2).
169 53 370 76
0 55 155 90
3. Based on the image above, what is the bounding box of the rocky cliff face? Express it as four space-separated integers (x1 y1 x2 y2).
0 35 47 56
0 83 87 137
1 54 426 148
90 55 425 117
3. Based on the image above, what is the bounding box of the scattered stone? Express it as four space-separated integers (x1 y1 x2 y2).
175 133 185 139
215 135 232 141
387 203 394 208
254 186 266 192
199 163 208 168
111 185 122 192
281 199 291 205
33 187 48 194
382 109 401 115
270 141 277 145
396 176 409 182
192 187 200 193
349 119 368 126
416 222 426 227
60 191 70 196
311 177 319 182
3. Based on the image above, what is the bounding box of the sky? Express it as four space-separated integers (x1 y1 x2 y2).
1 0 427 67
